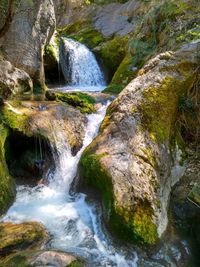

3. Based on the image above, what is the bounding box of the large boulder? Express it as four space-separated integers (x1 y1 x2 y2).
0 0 56 86
80 41 199 246
0 60 33 98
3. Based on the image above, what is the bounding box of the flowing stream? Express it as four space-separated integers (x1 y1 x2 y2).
3 103 137 266
2 39 138 266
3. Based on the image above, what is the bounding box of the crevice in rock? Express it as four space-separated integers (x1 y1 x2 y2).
5 129 54 186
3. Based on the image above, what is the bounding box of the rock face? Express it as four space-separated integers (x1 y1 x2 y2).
80 41 199 245
94 0 140 37
0 0 56 86
0 60 33 98
0 222 47 256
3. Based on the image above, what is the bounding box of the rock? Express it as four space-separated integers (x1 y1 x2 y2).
2 100 86 155
0 250 84 267
30 250 83 266
46 91 96 114
0 222 48 256
0 60 33 98
94 0 140 37
0 0 56 86
0 123 15 215
44 33 61 84
80 41 200 246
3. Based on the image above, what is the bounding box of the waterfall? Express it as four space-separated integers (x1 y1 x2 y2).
2 102 138 267
59 38 106 91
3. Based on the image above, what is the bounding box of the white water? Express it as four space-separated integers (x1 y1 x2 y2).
60 38 106 91
2 102 138 267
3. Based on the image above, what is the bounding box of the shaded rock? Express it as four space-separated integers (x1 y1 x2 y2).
0 222 48 256
0 0 56 86
0 60 33 98
170 144 200 266
80 41 199 246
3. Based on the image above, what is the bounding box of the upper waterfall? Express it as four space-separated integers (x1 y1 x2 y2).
60 38 106 88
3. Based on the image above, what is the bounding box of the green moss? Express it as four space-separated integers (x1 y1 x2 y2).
103 84 124 95
46 91 96 114
110 55 135 89
33 83 46 95
44 43 58 71
59 21 104 49
0 123 15 215
188 184 200 206
95 36 128 77
140 73 196 142
68 259 84 267
80 149 158 245
0 104 30 135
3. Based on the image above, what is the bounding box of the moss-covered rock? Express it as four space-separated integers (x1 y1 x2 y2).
80 150 158 245
1 100 86 154
58 21 105 49
0 123 15 215
80 42 199 246
0 222 47 256
46 91 96 114
94 36 128 77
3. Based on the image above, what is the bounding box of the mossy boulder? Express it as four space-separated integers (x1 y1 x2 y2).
1 100 86 154
0 222 48 256
0 123 15 215
80 41 200 246
46 91 96 114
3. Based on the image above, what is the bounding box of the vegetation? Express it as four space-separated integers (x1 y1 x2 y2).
46 91 96 113
0 123 15 214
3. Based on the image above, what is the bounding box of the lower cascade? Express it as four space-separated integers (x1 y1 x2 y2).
60 38 106 91
2 102 138 266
